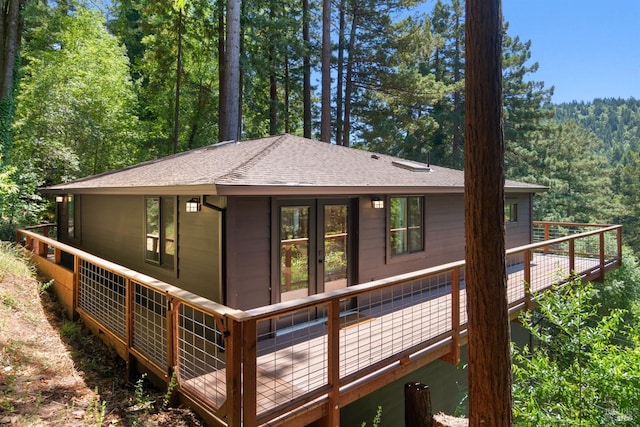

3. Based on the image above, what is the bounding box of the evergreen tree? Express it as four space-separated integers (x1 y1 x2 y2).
13 4 140 180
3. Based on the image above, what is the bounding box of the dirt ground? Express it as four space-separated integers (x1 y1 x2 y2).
0 269 204 426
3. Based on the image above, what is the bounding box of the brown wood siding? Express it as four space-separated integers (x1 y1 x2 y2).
176 195 222 302
357 195 466 282
80 195 144 269
505 193 532 248
225 197 272 310
77 194 222 302
425 195 466 266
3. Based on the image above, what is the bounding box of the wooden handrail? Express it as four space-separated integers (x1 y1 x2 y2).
17 221 623 427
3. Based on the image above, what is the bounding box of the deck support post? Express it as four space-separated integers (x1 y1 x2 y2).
404 382 433 427
320 299 341 427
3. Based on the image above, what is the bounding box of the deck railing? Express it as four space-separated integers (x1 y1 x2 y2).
16 222 622 427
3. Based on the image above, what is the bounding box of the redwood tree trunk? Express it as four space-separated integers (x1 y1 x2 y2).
302 0 311 138
220 0 240 142
1 0 24 165
320 0 331 142
464 0 513 425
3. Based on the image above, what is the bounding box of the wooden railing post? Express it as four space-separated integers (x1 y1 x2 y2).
321 299 341 427
598 231 606 282
225 315 243 427
442 268 460 365
166 296 177 378
523 249 532 309
569 239 575 276
543 223 551 253
37 237 48 257
72 255 80 320
125 278 135 380
242 317 257 427
617 227 623 266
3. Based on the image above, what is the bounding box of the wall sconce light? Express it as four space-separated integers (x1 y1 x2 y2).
186 197 201 213
371 197 384 209
55 195 64 203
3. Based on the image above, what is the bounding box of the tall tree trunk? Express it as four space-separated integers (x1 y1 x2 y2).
220 0 240 141
0 0 24 165
335 0 345 146
217 0 225 140
451 3 463 168
173 7 183 154
320 0 331 143
464 0 513 426
284 55 290 134
342 5 357 148
268 3 277 135
302 0 311 138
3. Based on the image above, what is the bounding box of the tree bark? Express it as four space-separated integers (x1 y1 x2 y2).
173 7 183 154
268 3 277 135
302 0 311 138
342 4 357 149
464 0 513 426
320 0 331 142
217 0 225 140
220 0 240 142
335 0 345 146
1 0 24 165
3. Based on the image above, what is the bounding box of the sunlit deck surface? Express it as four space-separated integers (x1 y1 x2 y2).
183 252 605 417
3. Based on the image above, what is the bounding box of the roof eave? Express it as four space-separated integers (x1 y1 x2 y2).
39 184 218 196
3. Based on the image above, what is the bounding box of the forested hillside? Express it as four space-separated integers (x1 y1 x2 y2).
0 0 638 252
554 98 640 250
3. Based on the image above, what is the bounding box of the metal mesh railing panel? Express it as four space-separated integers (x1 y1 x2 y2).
256 306 329 415
133 283 167 369
177 304 226 408
78 259 126 339
340 272 452 378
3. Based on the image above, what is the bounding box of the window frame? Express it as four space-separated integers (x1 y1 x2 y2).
144 196 176 270
387 195 426 262
505 201 518 223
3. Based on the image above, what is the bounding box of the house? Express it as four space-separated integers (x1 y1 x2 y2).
42 134 545 311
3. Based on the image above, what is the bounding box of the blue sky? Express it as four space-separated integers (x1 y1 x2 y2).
502 0 640 103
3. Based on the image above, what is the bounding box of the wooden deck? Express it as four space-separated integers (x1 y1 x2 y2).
182 252 607 422
17 222 623 427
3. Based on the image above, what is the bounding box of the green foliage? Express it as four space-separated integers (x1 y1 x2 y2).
162 371 178 410
531 120 619 224
361 405 382 427
513 274 640 425
13 3 141 180
0 241 34 280
554 98 640 251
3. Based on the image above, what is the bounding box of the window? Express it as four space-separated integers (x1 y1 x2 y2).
505 202 518 223
390 196 424 256
145 197 175 269
68 195 75 239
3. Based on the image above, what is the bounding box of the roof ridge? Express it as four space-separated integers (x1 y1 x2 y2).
219 134 287 178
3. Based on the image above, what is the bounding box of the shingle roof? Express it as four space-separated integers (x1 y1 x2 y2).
41 134 546 195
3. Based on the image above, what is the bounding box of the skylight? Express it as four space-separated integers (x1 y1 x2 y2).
391 160 432 172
